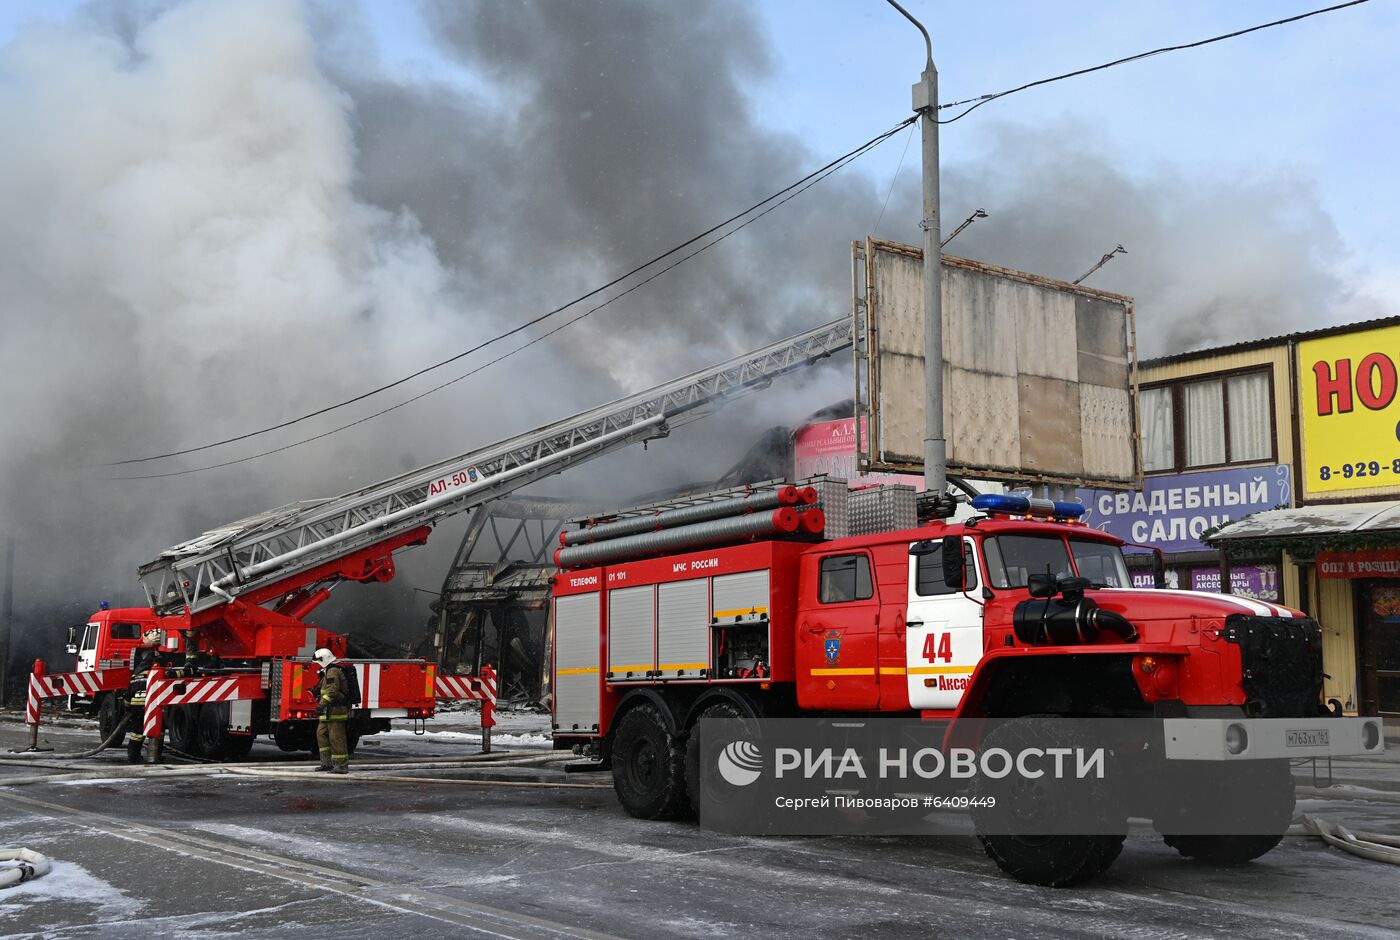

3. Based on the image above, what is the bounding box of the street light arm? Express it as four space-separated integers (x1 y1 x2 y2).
884 0 933 70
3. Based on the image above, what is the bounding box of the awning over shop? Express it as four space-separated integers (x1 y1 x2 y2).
1208 501 1400 541
1206 499 1400 557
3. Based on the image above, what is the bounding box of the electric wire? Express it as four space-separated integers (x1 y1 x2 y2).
98 1 1368 470
871 122 916 236
101 117 916 469
936 0 1370 124
111 118 914 480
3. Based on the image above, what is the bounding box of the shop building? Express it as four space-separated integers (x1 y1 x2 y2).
1094 317 1400 717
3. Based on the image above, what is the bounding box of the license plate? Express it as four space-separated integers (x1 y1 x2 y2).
1286 729 1329 747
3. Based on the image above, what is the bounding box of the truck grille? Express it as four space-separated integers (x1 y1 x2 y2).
1222 615 1324 718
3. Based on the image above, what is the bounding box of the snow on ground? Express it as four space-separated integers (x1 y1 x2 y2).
0 858 143 920
376 729 551 748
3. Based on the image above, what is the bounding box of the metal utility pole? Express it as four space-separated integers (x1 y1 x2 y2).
886 0 945 494
1 538 13 706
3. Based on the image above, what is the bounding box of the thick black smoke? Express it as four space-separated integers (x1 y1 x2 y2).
0 0 1368 681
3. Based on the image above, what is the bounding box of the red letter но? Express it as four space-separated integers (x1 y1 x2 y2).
1314 359 1353 416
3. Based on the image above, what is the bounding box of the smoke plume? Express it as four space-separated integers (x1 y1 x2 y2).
0 0 1371 673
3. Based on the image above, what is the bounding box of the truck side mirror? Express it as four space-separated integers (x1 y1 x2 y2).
65 625 80 655
908 540 938 556
1027 573 1057 598
941 538 965 591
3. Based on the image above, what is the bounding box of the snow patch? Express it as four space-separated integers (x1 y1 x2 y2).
0 858 142 919
377 729 551 748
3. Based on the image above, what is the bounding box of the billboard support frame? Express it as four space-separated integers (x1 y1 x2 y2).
854 237 1141 491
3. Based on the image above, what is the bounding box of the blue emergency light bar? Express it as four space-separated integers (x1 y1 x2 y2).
971 493 1086 519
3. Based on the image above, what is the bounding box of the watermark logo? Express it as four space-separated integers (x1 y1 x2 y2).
717 740 763 786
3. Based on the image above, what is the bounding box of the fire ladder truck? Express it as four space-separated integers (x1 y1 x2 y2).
24 317 855 763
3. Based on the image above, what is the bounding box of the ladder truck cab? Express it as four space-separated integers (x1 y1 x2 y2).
551 485 1386 887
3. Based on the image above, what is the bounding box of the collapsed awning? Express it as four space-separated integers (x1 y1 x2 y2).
1207 500 1400 546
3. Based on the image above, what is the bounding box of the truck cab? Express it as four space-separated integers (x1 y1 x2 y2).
792 496 1320 721
67 607 164 673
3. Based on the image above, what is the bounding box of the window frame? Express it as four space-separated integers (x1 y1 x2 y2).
913 538 980 597
1139 366 1276 475
818 552 875 605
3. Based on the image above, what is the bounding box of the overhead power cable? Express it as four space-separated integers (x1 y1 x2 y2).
937 0 1370 124
102 117 916 469
111 118 913 480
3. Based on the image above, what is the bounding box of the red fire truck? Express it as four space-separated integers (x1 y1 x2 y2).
551 488 1385 886
30 529 493 762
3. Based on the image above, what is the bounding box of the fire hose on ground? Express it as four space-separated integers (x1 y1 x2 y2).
5 714 133 762
0 848 51 889
1301 815 1400 866
0 751 577 787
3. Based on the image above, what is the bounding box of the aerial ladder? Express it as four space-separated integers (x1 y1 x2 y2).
25 316 854 760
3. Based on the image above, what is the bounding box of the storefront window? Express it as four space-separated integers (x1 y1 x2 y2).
1190 564 1281 601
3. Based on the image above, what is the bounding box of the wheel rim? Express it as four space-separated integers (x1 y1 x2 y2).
625 738 660 794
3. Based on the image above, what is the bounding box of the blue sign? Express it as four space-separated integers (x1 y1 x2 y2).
1077 465 1291 553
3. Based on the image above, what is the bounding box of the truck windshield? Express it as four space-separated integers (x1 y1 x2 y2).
983 535 1073 589
1069 539 1132 588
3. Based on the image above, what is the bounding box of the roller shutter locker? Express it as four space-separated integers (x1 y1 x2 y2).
553 593 601 732
657 579 709 678
607 585 657 680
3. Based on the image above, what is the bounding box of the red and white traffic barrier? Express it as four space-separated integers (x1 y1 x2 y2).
434 664 497 752
24 659 132 748
142 670 263 741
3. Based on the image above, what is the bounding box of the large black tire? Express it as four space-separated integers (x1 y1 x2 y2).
1159 760 1294 865
684 699 757 817
196 702 256 761
166 704 203 756
97 694 123 748
611 702 690 820
274 722 315 753
1163 832 1286 865
970 715 1127 888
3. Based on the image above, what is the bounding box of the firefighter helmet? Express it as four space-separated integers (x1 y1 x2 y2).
141 628 163 648
313 648 337 668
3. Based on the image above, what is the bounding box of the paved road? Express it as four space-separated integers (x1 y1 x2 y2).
2 718 1398 939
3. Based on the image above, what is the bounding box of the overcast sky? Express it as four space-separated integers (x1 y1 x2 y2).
342 0 1400 314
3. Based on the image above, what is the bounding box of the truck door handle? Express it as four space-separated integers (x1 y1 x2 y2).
906 619 924 628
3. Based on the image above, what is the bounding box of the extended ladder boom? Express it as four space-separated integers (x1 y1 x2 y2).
138 316 853 615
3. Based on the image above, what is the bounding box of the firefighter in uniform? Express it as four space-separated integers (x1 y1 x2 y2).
125 628 164 762
312 648 351 773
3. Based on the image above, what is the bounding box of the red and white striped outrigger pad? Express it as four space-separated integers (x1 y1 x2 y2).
25 670 129 725
143 673 263 740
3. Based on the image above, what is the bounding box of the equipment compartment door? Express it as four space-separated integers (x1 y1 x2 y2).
657 579 709 679
553 592 601 733
607 585 657 681
905 537 984 709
